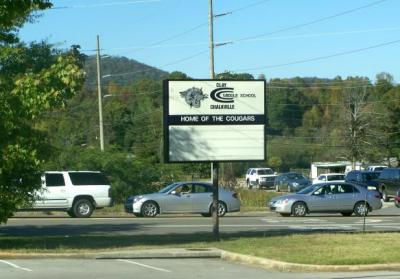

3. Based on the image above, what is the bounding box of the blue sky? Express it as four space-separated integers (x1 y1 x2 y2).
20 0 400 82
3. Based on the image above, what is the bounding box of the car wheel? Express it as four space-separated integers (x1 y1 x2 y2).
291 202 307 217
381 189 389 202
279 213 291 217
67 209 76 218
133 213 143 218
201 213 211 217
341 212 352 217
73 199 94 218
353 201 369 217
218 201 227 217
141 201 158 217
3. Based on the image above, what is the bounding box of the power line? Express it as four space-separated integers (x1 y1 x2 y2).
234 38 400 72
234 0 388 43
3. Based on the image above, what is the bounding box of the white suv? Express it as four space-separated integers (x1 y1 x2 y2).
29 171 113 218
245 168 277 189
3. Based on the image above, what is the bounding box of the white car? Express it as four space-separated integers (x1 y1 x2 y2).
313 173 345 184
27 171 113 218
245 168 277 189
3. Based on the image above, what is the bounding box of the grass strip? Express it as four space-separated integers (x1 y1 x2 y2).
1 232 399 265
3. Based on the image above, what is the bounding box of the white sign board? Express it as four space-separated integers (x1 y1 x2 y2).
163 80 266 162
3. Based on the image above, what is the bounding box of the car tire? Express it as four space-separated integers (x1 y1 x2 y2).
133 213 143 218
218 201 227 217
141 201 159 217
341 212 352 217
67 209 76 218
291 202 307 217
279 213 291 217
353 201 369 217
208 201 227 217
72 199 94 218
381 189 389 202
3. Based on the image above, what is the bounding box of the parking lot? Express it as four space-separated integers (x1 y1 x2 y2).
2 258 400 279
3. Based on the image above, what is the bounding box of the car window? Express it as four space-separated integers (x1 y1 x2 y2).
336 184 354 194
258 169 273 175
45 173 65 187
193 184 211 193
251 170 256 175
69 172 109 186
175 184 192 193
314 184 336 195
318 175 326 181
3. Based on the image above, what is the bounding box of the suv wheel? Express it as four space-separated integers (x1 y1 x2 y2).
73 199 94 218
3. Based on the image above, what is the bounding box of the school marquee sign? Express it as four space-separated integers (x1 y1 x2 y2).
163 80 266 162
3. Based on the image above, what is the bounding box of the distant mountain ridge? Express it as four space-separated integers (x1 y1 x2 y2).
84 55 169 87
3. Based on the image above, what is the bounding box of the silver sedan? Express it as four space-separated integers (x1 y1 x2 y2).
125 182 240 217
268 182 382 217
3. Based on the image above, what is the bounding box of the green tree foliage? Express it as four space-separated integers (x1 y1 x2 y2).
0 1 85 223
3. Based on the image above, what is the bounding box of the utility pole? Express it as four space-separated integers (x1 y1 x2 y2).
209 0 219 240
96 35 105 151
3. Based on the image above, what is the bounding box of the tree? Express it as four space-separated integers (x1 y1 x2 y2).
0 1 85 223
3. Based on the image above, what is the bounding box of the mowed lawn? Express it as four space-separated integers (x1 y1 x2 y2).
1 232 399 265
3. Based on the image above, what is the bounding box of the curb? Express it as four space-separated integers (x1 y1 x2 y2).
0 248 221 260
220 250 400 272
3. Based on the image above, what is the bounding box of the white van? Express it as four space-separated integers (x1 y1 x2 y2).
29 171 113 218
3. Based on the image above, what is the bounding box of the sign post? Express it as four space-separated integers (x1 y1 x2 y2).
163 79 266 238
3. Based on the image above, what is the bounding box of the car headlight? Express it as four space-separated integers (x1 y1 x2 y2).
133 196 143 203
276 199 290 205
292 182 299 186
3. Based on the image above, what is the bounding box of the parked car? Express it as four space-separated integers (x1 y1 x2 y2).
366 165 387 172
245 168 277 189
378 168 400 202
124 182 240 217
345 170 381 190
274 172 311 193
268 182 382 217
26 171 113 218
313 173 345 184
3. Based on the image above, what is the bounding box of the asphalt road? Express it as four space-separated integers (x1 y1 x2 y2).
1 204 400 237
2 258 400 279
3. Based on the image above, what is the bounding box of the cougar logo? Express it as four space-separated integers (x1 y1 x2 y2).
180 87 208 108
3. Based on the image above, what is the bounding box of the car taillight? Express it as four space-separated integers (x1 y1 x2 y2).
232 192 239 199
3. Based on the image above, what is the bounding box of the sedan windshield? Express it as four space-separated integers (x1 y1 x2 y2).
158 183 179 193
297 184 319 194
